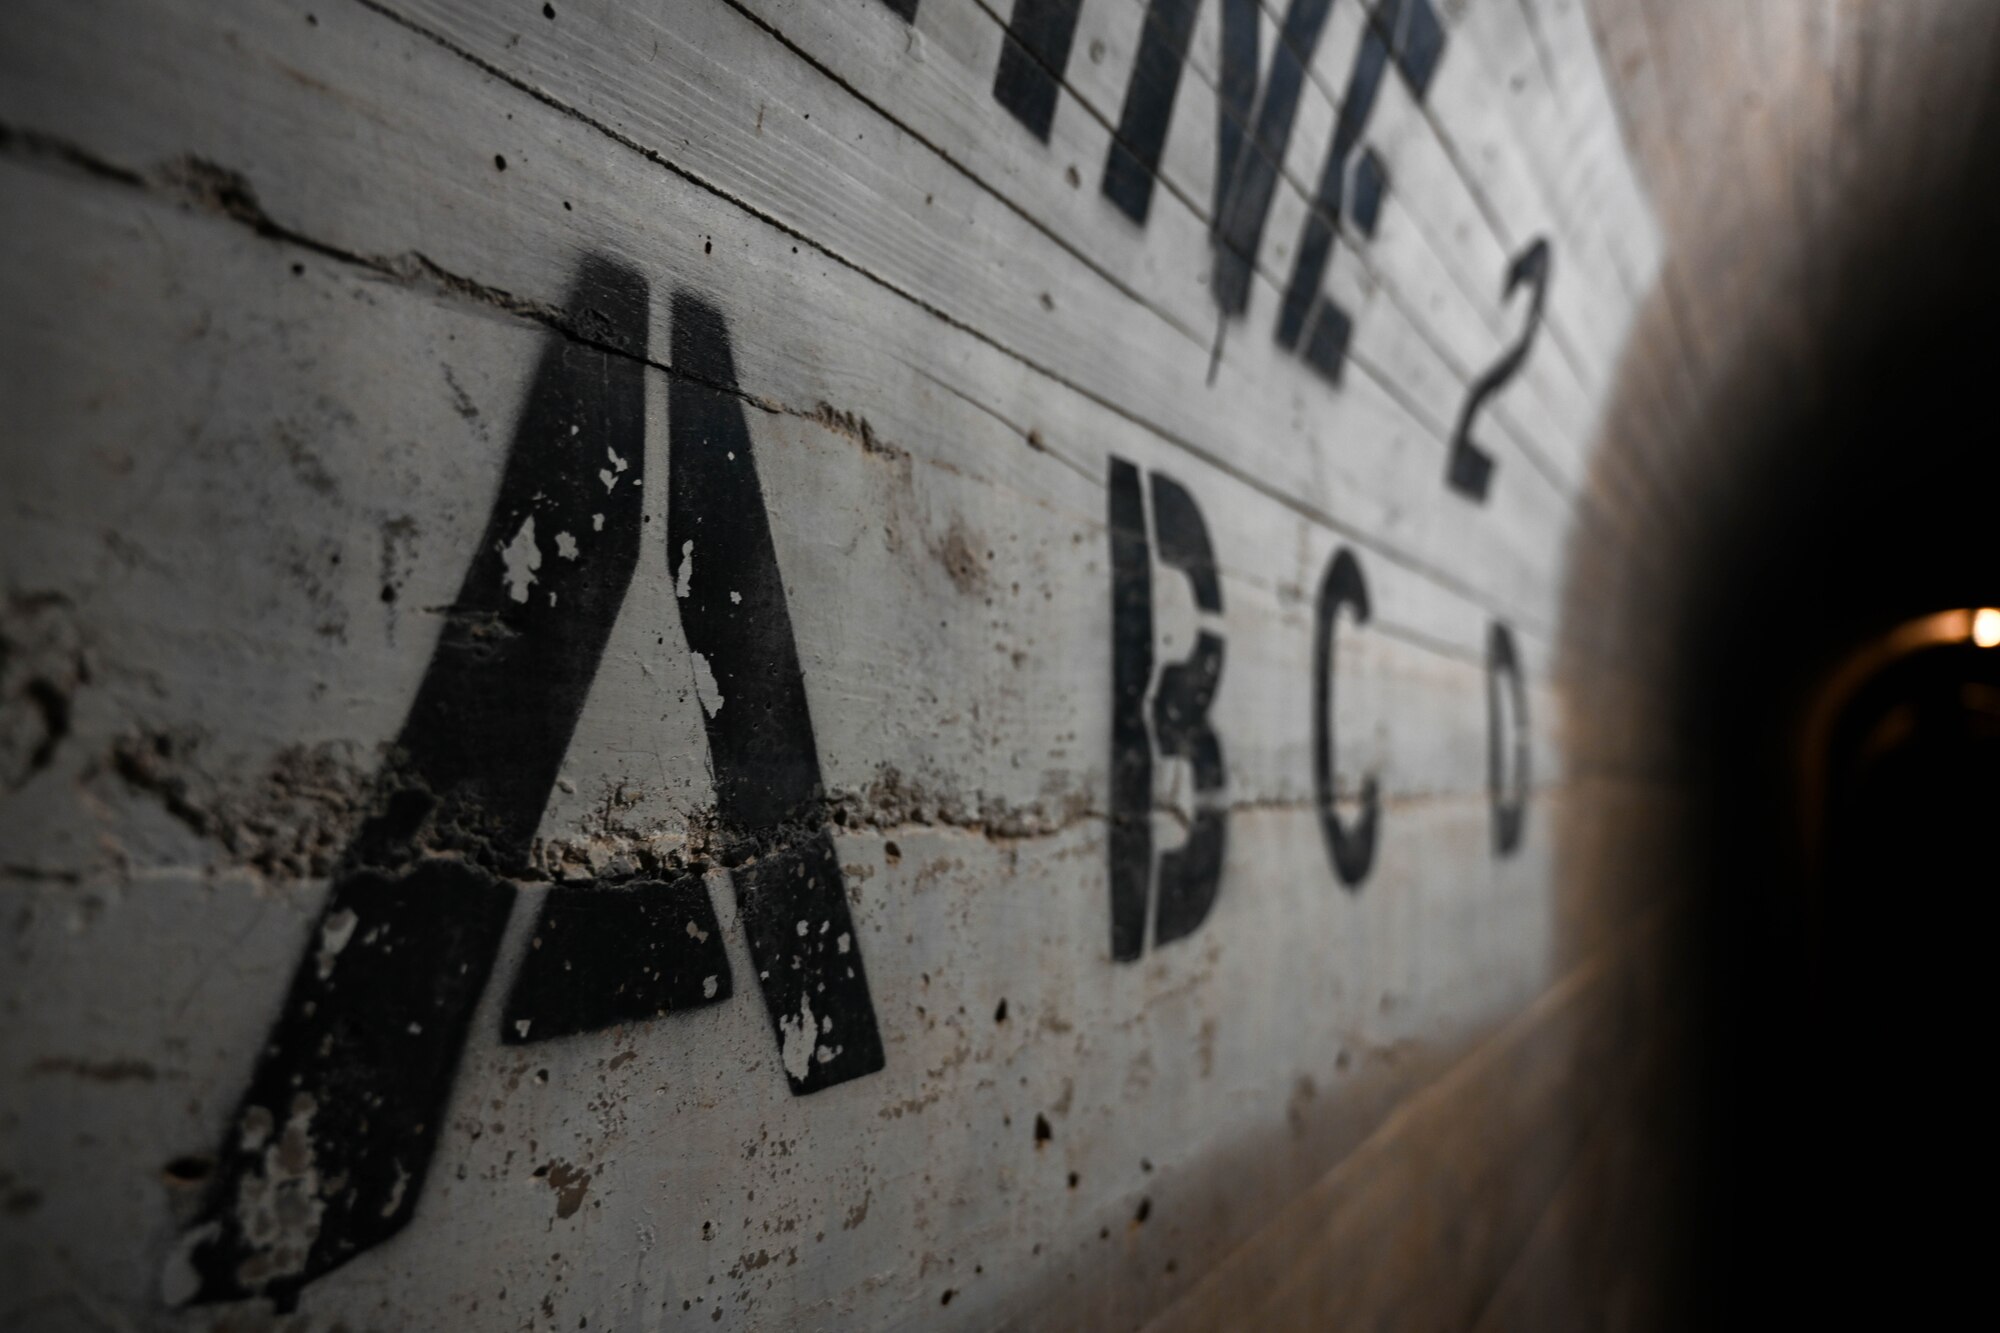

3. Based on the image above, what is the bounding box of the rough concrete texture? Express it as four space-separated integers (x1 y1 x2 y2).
15 0 1967 1327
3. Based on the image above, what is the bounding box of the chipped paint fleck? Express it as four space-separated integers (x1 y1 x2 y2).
690 650 723 716
499 514 540 603
779 992 817 1082
314 907 358 981
231 1093 325 1290
380 1159 409 1219
554 530 579 560
675 539 695 598
238 1104 273 1153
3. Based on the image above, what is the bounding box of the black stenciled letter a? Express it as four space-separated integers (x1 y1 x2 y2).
501 294 886 1096
172 255 652 1309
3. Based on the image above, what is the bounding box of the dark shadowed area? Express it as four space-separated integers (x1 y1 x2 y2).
1566 1 2000 1324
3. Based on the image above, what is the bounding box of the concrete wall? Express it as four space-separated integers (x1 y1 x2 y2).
3 1 1986 1328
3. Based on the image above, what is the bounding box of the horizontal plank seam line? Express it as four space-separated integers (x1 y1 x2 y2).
1396 81 1603 392
0 116 1563 661
965 0 1598 504
0 125 617 358
1410 0 1657 332
1233 0 1605 389
761 0 1541 463
730 0 1586 518
958 0 1389 325
1515 0 1569 119
906 354 1114 493
719 0 1209 342
346 0 1564 637
911 357 1559 665
1426 0 1654 305
1101 0 1596 399
1367 614 1510 667
1073 0 1615 521
898 361 1561 648
0 120 971 490
1597 1 1713 429
1430 0 1652 303
1418 103 1599 391
1343 340 1577 503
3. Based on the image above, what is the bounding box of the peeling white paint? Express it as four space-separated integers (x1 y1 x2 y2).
238 1104 274 1153
499 515 540 603
160 1222 221 1307
779 992 817 1082
598 444 630 492
690 650 723 717
230 1093 325 1290
314 908 359 982
380 1160 409 1219
0 0 1666 1319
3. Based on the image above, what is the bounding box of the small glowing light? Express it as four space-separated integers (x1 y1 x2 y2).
1974 608 2000 648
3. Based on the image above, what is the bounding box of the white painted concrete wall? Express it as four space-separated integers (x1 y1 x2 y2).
0 0 1657 1327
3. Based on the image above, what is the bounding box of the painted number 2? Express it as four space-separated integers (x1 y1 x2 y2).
1447 238 1552 501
